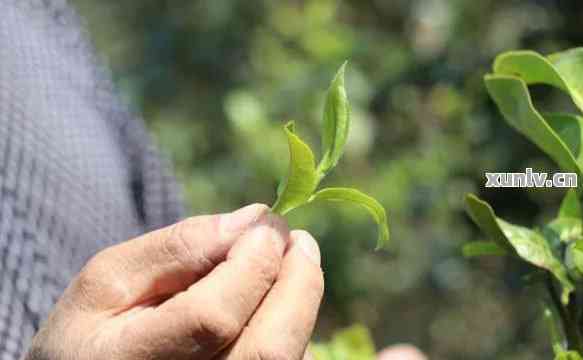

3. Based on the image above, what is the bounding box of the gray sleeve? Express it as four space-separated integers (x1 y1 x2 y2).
0 1 184 358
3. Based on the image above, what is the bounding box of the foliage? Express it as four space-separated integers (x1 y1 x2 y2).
465 48 583 358
71 0 583 357
272 64 389 250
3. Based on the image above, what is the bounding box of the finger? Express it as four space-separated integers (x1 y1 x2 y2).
66 203 269 312
378 345 427 360
220 230 324 360
117 213 290 360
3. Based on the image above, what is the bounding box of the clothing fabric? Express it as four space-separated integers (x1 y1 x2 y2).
0 0 184 358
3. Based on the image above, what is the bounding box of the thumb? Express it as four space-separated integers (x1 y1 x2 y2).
65 203 269 312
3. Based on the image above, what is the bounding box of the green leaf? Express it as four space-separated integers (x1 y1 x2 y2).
559 189 582 219
544 302 568 356
546 113 583 170
312 324 376 360
545 218 583 245
272 122 318 215
494 51 569 92
309 187 389 250
556 351 583 360
465 194 512 250
493 50 583 113
310 343 333 360
566 239 583 281
317 62 351 179
462 241 508 258
465 194 574 303
549 48 583 113
484 75 583 185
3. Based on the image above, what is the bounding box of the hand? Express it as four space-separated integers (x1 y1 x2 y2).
25 204 324 360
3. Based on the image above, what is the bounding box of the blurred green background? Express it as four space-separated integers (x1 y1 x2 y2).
69 0 583 358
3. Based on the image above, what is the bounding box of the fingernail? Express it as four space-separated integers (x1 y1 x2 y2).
294 230 321 266
221 204 268 235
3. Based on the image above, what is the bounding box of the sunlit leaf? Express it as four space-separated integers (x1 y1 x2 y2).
310 187 389 250
484 75 583 186
493 50 583 113
494 51 569 93
272 122 318 215
466 194 574 303
549 48 583 113
271 65 390 251
462 241 508 258
556 351 583 360
317 62 351 179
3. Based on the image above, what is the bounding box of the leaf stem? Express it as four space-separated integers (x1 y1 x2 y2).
547 277 583 353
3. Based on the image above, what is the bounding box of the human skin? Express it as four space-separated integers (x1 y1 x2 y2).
25 204 324 360
378 344 427 360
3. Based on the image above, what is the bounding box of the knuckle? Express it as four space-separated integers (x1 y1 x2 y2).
190 306 242 347
74 253 110 304
163 219 200 268
73 248 125 310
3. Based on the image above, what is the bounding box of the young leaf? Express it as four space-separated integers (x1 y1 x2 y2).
317 62 350 179
466 194 574 303
493 50 583 113
309 187 389 250
484 75 583 186
462 241 508 258
272 122 318 215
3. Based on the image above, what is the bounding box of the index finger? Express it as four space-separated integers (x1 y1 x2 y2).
220 230 324 360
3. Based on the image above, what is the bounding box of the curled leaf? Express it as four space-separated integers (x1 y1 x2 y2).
272 122 318 215
309 187 389 250
493 49 583 113
317 62 351 179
